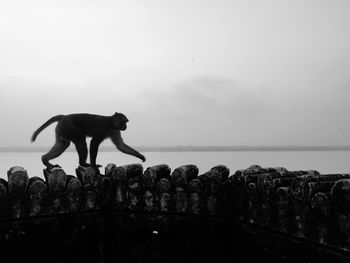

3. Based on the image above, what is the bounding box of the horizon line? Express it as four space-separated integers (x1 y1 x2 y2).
1 145 350 152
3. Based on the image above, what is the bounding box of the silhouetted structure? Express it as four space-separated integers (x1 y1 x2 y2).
0 163 350 262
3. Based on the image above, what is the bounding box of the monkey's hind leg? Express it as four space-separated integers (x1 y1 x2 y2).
73 138 89 167
42 136 70 170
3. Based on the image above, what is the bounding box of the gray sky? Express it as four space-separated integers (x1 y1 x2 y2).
0 0 350 148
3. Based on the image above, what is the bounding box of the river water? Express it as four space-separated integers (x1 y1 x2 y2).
1 150 350 180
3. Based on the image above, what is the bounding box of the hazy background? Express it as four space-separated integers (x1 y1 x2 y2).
1 0 350 150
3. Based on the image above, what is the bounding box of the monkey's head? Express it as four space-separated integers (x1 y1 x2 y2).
113 112 129 131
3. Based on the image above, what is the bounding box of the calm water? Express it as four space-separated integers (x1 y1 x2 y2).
1 151 350 180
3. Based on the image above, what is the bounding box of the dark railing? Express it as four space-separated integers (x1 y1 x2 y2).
1 163 350 262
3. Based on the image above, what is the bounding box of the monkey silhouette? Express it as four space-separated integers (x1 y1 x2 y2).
31 112 146 170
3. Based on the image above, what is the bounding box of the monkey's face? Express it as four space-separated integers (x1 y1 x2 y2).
114 113 129 131
120 120 128 130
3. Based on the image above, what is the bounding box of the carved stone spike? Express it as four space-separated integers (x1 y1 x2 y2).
275 186 290 233
0 179 9 221
287 170 319 179
143 164 170 211
305 170 320 176
310 191 331 243
7 166 29 218
267 167 288 176
127 176 141 210
311 192 330 213
288 174 318 237
271 177 295 191
289 175 313 202
115 164 143 210
76 166 99 190
247 182 258 223
43 167 68 214
210 165 230 182
0 183 7 199
157 177 172 212
143 165 164 190
318 173 350 182
66 175 83 212
205 170 221 215
118 164 143 182
171 165 198 212
336 214 350 250
76 166 101 210
171 165 198 186
329 179 350 249
0 178 8 198
110 165 127 208
257 173 273 201
244 173 259 186
331 179 350 213
144 164 171 188
197 173 210 195
7 166 29 197
255 172 294 227
245 164 262 174
188 178 203 214
44 167 67 193
28 177 47 217
99 176 113 209
105 163 117 176
257 171 284 190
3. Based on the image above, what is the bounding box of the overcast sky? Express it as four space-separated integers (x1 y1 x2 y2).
0 0 349 148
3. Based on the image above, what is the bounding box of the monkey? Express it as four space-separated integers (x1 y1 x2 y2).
30 112 146 170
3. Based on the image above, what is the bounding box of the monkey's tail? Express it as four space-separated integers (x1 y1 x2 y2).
31 115 64 142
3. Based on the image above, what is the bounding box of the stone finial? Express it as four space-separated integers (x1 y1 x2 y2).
247 182 258 223
157 178 172 212
143 164 170 190
331 179 350 213
110 164 127 208
99 176 113 209
171 165 198 212
43 167 68 213
245 164 262 174
210 165 230 182
76 166 99 190
204 169 222 215
105 163 117 176
188 178 204 214
7 166 29 218
8 166 29 198
289 175 313 203
28 177 47 216
76 166 100 210
44 167 67 193
0 178 8 199
0 179 9 220
275 186 291 233
112 164 143 210
143 164 171 211
66 175 83 212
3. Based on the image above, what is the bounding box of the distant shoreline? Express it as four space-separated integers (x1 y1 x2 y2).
1 146 350 153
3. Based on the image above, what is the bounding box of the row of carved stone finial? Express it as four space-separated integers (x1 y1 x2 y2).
229 164 350 251
0 163 229 219
1 163 350 251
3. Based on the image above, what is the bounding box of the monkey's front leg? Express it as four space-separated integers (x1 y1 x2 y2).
118 143 146 162
109 130 146 162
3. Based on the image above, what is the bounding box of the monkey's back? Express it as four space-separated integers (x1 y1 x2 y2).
57 113 112 140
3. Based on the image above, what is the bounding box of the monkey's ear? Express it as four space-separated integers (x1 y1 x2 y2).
114 112 119 116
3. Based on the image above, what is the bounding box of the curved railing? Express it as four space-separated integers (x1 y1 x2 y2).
1 163 350 253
